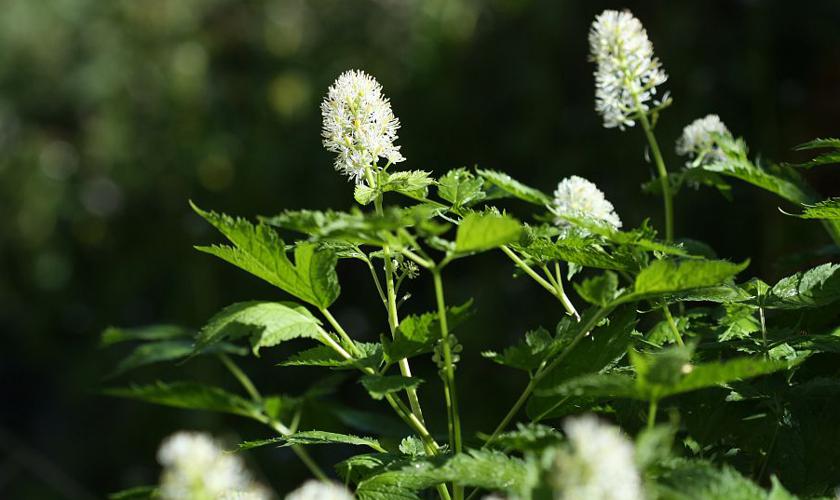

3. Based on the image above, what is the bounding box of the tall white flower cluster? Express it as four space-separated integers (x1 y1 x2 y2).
552 175 622 229
676 114 732 166
285 480 354 500
321 69 405 183
157 431 272 500
589 10 669 129
552 415 643 500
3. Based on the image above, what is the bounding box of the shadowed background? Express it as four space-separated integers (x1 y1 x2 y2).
1 0 839 497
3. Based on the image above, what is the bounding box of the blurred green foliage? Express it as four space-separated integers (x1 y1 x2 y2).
1 0 839 498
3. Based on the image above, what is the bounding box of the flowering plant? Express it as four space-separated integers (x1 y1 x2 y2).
104 9 840 500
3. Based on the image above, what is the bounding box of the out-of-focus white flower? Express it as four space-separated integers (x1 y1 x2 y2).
552 415 643 500
321 69 405 183
676 114 732 166
157 431 272 500
589 10 669 130
551 176 622 229
285 480 354 500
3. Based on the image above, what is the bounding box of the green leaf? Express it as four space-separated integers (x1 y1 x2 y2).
482 326 554 372
632 259 749 299
454 211 522 254
108 486 158 499
238 432 388 453
438 168 485 209
383 300 474 362
476 168 551 205
195 301 324 356
355 450 529 500
100 324 190 347
356 171 434 205
191 202 340 308
488 423 563 451
787 198 840 220
793 137 840 151
280 342 382 370
574 271 619 306
517 229 633 271
765 263 840 309
703 159 814 204
103 381 262 419
107 340 246 378
654 458 782 500
360 375 423 400
527 307 637 418
281 431 386 452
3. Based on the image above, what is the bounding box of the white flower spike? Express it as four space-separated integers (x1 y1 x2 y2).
676 114 732 166
589 10 669 130
285 480 354 500
157 431 272 500
321 69 405 184
552 415 643 500
552 175 622 229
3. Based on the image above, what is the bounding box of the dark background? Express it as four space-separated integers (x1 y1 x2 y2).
1 0 839 497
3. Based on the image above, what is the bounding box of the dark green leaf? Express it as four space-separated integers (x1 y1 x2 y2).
103 381 262 419
100 324 190 347
360 375 423 400
280 431 385 452
574 271 619 306
107 340 246 378
108 486 158 499
384 300 474 362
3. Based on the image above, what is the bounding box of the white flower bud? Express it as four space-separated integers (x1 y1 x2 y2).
285 480 354 500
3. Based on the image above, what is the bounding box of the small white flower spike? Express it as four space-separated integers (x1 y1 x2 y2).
157 431 271 500
552 415 643 500
676 114 732 166
321 69 405 183
552 175 622 229
285 479 354 500
589 10 669 130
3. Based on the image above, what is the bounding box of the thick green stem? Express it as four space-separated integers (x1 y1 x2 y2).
500 245 580 320
432 269 463 500
638 111 674 242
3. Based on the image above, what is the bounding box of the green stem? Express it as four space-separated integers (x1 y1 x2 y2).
374 193 427 425
661 306 685 346
638 111 674 242
500 245 580 320
319 308 361 358
483 306 613 446
219 354 329 481
647 399 659 431
432 269 463 500
219 353 261 401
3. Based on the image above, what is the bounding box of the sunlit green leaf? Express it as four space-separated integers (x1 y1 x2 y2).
192 202 341 308
476 169 551 205
103 381 262 419
195 301 324 356
765 263 840 309
438 168 485 209
454 211 522 254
